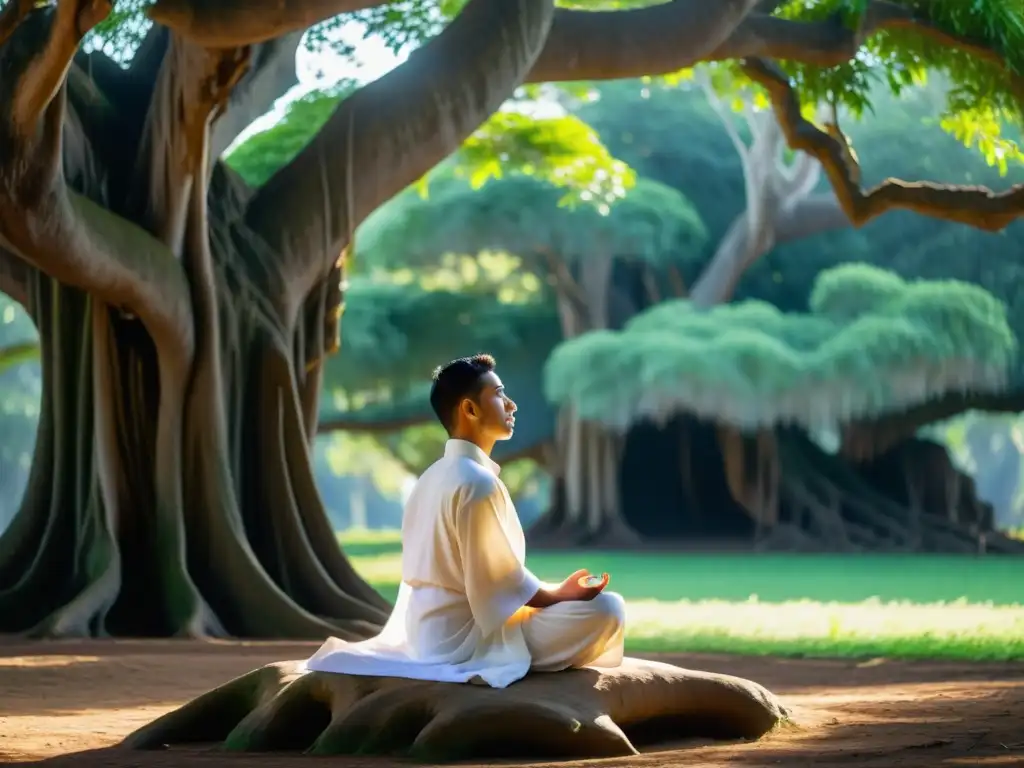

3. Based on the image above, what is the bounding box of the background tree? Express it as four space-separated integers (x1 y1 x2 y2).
547 263 1023 551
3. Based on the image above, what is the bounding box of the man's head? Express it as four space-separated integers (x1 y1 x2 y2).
429 354 517 447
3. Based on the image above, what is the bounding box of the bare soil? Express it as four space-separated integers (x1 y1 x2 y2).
1 640 1022 767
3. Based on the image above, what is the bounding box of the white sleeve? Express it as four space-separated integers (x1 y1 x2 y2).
454 484 542 636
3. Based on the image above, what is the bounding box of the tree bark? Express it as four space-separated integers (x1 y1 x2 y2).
148 0 389 48
243 0 558 317
526 0 1024 95
209 32 304 160
529 261 641 547
743 57 1024 231
0 156 389 640
751 430 1024 554
689 84 849 307
0 0 554 638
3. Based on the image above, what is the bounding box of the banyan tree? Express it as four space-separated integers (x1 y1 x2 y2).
2 0 1024 638
546 263 1024 552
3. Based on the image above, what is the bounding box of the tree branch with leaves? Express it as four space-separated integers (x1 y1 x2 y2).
689 68 849 306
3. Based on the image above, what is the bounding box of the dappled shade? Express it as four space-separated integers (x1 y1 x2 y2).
123 656 790 761
546 264 1017 432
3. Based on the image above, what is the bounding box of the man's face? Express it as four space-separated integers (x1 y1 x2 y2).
468 371 517 441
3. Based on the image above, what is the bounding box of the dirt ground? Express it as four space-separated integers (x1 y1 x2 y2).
1 641 1022 768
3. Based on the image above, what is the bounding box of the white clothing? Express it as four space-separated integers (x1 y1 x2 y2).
524 591 625 671
306 439 625 688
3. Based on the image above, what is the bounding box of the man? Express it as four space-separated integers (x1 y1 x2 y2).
306 354 625 688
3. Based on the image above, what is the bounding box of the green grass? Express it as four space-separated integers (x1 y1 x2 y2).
339 528 1024 662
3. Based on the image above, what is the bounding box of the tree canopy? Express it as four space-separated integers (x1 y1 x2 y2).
545 264 1018 432
323 281 558 400
357 169 705 273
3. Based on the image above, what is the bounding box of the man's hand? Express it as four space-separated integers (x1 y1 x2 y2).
556 569 610 602
527 568 610 608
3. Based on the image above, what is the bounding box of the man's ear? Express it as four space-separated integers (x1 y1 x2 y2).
460 397 478 421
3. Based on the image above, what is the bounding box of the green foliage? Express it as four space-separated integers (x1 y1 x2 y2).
774 0 1024 171
545 264 1018 432
808 262 915 321
347 1 446 52
83 0 153 63
324 432 410 497
358 168 706 277
227 84 633 206
574 81 751 254
624 1 1024 175
323 277 559 398
319 382 434 429
225 84 358 187
0 297 39 422
451 111 635 207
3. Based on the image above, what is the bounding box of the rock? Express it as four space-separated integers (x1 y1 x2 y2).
122 656 790 761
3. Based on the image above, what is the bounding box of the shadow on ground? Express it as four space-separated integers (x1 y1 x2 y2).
1 640 1023 768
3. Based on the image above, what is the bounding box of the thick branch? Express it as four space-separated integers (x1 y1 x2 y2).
528 0 1024 90
0 48 191 352
527 0 763 83
11 0 112 132
0 3 191 342
0 188 194 348
691 85 847 306
210 32 303 159
130 36 251 255
723 1 1024 76
841 390 1024 462
743 57 1024 231
244 0 556 315
147 0 388 48
690 193 847 305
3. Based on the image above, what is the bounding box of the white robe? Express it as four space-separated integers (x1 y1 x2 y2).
306 439 625 688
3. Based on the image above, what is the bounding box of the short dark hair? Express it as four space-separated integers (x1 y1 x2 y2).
429 354 496 434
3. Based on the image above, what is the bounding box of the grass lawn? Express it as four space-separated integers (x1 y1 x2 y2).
338 528 1024 662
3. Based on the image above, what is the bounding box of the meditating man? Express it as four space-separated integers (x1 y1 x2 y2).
307 354 625 688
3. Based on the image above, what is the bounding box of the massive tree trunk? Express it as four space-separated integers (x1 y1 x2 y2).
0 0 556 637
529 253 641 547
